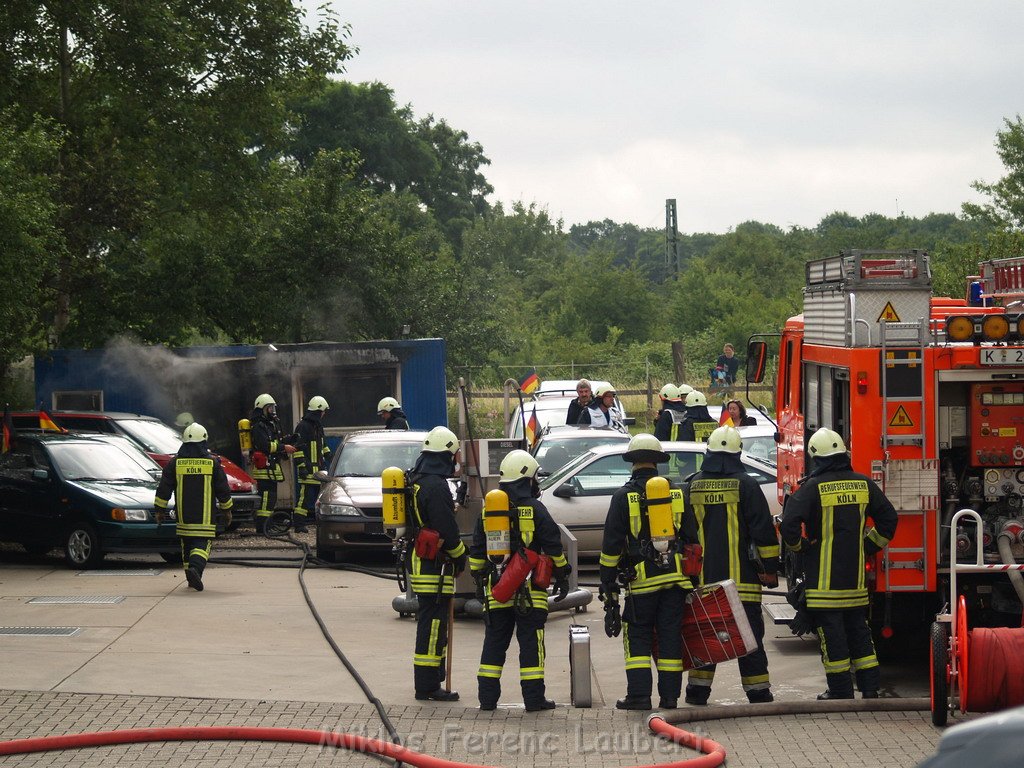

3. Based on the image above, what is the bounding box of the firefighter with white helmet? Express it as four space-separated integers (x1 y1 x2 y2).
680 390 717 443
468 449 570 711
154 423 233 592
578 384 625 431
249 393 297 535
683 425 780 705
291 395 331 533
407 425 467 702
780 428 898 700
599 433 699 710
377 396 409 430
654 384 687 442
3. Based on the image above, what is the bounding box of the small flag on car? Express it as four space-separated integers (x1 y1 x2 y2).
519 370 540 395
39 408 63 432
719 410 734 427
526 406 540 447
1 405 14 454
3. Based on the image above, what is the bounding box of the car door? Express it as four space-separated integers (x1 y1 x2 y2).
0 442 60 544
542 453 636 554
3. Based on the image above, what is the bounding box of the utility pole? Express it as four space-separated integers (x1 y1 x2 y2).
665 199 680 279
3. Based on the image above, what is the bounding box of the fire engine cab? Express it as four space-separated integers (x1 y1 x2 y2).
749 249 1024 644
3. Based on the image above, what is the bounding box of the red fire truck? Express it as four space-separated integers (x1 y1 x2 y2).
748 249 1024 647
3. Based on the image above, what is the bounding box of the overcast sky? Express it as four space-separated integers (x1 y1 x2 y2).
308 2 1023 234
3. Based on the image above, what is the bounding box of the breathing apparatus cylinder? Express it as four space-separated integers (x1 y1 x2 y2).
237 419 252 452
645 476 676 555
381 467 408 539
483 489 512 564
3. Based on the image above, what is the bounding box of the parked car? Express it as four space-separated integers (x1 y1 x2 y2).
0 432 179 567
537 441 780 556
509 384 631 440
315 430 457 561
531 426 631 477
12 411 259 527
736 424 778 465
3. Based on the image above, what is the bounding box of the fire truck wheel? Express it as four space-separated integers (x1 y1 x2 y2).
930 621 950 727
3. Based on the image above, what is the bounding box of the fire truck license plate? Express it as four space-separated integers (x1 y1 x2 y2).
981 348 1024 366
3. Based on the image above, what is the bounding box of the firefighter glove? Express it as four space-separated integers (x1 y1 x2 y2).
599 580 619 603
864 536 881 557
758 572 779 588
604 599 622 638
452 552 468 576
553 576 570 602
455 479 468 506
473 572 487 602
790 609 815 638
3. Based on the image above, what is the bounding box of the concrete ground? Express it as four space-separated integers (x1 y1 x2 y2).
0 546 954 766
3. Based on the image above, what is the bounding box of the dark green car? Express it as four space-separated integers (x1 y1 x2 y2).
0 432 178 568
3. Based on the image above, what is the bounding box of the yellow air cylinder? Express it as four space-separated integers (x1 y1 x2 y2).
484 489 512 564
237 418 252 452
645 476 675 553
381 466 407 538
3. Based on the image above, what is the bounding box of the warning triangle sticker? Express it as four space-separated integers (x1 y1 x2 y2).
878 302 901 322
889 405 914 428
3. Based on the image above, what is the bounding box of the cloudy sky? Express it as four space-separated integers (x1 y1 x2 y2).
308 2 1022 233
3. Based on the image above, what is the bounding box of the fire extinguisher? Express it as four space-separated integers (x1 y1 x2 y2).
645 475 676 567
382 466 411 590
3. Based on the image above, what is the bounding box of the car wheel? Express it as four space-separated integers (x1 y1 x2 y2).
64 522 105 569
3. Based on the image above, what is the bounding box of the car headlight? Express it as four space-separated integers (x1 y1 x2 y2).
113 508 152 522
319 503 362 517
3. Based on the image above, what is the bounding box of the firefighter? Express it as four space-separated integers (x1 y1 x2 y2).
291 395 331 534
377 397 409 430
154 423 233 592
469 450 570 712
408 425 467 701
683 425 780 705
653 384 686 442
249 394 296 535
679 390 717 443
780 428 898 700
599 433 699 710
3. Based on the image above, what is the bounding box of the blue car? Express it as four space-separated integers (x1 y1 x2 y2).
0 432 179 568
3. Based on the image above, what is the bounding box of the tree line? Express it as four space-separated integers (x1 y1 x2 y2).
3 4 1024 402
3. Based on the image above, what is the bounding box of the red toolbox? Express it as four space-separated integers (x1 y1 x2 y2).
680 579 757 670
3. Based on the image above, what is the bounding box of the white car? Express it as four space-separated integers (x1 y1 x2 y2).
508 382 630 439
537 441 780 556
531 426 631 477
736 424 778 465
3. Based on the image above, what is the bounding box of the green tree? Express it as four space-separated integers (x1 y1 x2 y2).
964 115 1024 229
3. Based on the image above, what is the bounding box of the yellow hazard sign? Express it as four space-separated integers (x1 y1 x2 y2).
878 302 901 322
889 405 915 428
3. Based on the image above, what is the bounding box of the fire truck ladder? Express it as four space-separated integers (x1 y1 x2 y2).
980 255 1024 305
879 317 927 455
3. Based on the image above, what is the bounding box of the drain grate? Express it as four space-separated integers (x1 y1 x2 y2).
28 596 126 605
77 569 161 576
0 626 81 637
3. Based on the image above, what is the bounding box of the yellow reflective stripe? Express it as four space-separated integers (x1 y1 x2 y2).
599 553 621 568
428 619 440 659
736 582 764 602
445 540 467 558
688 669 715 682
155 497 169 509
852 654 879 670
670 488 684 528
785 538 802 552
866 527 890 548
693 421 716 442
655 658 683 672
537 629 545 669
820 501 834 593
624 657 651 670
414 655 442 667
627 493 642 538
521 667 544 680
518 506 535 547
468 557 488 570
217 498 233 510
177 524 216 537
551 554 568 568
741 674 770 686
478 664 502 678
757 543 780 558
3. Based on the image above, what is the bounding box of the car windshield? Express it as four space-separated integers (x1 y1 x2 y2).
48 442 156 482
535 436 628 475
334 441 423 477
741 435 777 464
117 418 183 454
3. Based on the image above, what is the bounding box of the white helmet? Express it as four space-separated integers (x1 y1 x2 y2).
422 426 459 455
677 384 694 397
707 426 742 454
622 433 670 464
595 384 617 398
254 393 276 410
308 395 329 412
685 390 708 407
182 423 208 443
377 396 401 414
174 412 194 428
808 428 847 457
659 383 680 401
499 449 540 482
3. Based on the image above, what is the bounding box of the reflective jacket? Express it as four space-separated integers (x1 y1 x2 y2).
293 411 331 485
679 406 717 443
469 478 568 611
155 442 233 538
406 453 466 596
780 458 898 610
599 467 699 595
685 453 780 603
578 402 625 431
250 410 288 482
654 405 686 442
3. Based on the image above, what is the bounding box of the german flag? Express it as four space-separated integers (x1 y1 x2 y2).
39 408 63 432
519 370 540 395
2 405 14 454
525 406 540 447
719 410 734 427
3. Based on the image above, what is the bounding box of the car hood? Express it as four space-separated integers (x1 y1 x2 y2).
67 479 161 508
321 476 457 506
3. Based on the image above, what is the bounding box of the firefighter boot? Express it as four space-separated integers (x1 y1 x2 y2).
617 668 652 710
185 566 204 592
292 512 308 534
478 677 500 711
817 672 855 700
747 689 774 704
523 679 555 711
415 689 460 702
855 665 881 699
684 685 710 706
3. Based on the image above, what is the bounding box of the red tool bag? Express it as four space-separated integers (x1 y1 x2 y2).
680 579 757 670
532 554 554 589
414 527 441 560
681 543 703 576
491 548 539 603
251 451 268 469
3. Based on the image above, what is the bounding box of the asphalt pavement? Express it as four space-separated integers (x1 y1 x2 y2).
0 544 958 766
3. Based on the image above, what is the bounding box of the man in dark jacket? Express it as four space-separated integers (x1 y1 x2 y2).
565 379 593 425
249 393 296 535
378 397 409 430
780 428 898 700
599 433 699 710
407 426 467 702
155 423 233 591
653 383 687 442
679 390 717 443
684 425 780 705
469 449 570 711
292 395 331 534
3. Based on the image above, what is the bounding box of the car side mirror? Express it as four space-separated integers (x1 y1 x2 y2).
622 417 636 426
313 470 330 482
32 469 49 482
553 482 575 499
